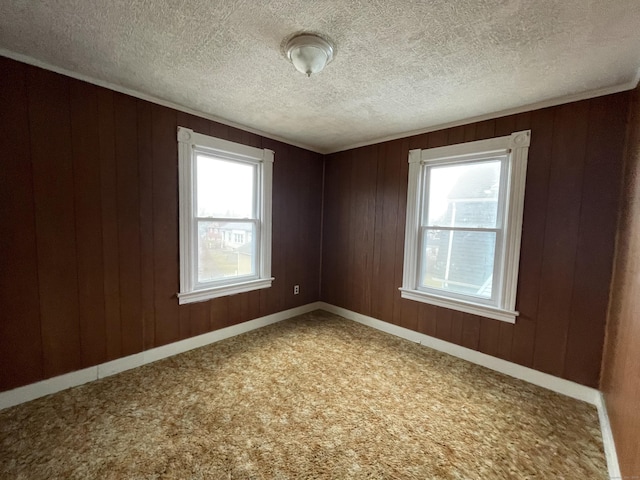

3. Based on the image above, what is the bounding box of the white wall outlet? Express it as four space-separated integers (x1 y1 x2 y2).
294 285 300 295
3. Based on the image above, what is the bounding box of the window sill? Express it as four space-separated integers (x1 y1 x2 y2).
399 288 518 324
178 277 274 305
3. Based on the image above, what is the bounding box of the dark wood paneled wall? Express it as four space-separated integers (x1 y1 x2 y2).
321 93 630 388
601 85 640 477
0 57 323 392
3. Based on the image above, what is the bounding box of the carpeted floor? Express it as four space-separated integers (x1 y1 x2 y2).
0 310 607 479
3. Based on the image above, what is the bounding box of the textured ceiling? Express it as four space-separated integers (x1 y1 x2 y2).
1 1 639 153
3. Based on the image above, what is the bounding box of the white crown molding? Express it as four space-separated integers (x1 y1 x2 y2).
2 49 637 157
329 80 639 155
0 49 323 154
0 301 322 411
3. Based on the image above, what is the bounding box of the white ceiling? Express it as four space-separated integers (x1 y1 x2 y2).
1 0 639 154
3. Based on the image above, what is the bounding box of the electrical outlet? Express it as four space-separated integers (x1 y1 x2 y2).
294 285 300 295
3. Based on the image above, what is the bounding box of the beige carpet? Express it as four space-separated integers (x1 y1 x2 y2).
0 310 607 479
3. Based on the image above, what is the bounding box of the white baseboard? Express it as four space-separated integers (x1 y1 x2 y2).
318 303 624 479
595 393 622 480
0 302 322 411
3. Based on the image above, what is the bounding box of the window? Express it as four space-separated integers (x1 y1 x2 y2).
400 130 531 323
177 127 274 304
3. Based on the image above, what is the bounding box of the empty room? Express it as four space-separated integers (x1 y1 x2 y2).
1 1 639 478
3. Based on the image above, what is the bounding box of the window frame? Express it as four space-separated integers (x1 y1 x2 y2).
177 126 274 305
400 130 531 323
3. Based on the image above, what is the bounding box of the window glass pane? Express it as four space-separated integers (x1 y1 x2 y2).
426 160 501 228
197 221 255 283
420 229 496 298
196 154 254 218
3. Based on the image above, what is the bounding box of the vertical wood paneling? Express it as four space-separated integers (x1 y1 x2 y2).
371 140 402 323
391 139 411 326
497 327 513 361
0 58 43 389
460 314 481 350
400 300 419 331
515 108 554 319
446 125 465 145
97 89 123 360
27 67 82 378
69 80 107 367
417 303 437 337
319 152 341 305
474 120 497 140
533 102 589 377
138 100 156 349
330 150 350 307
226 294 243 327
209 121 229 140
114 94 143 356
328 151 353 310
247 290 261 323
262 138 286 316
285 144 304 304
449 311 464 346
511 108 553 367
287 144 320 309
275 142 295 313
494 115 517 137
564 94 629 386
371 146 385 321
349 146 377 316
152 105 180 346
303 148 324 305
435 307 453 343
463 124 477 142
237 291 251 326
283 143 302 313
478 321 500 357
209 296 229 331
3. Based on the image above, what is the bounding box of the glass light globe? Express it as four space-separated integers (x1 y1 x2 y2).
285 34 334 77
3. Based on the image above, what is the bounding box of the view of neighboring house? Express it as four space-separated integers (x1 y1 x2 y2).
199 222 254 281
423 161 499 298
201 222 253 250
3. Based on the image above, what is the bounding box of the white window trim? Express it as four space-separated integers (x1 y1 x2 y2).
400 130 531 323
177 127 274 305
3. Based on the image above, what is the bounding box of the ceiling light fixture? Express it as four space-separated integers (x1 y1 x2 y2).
284 33 334 77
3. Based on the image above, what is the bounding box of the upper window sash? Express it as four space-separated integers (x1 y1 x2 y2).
419 155 508 229
194 148 260 221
